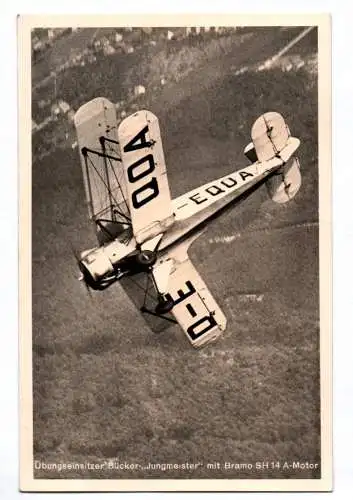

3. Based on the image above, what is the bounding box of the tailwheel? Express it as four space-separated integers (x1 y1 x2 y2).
155 295 174 315
135 249 157 268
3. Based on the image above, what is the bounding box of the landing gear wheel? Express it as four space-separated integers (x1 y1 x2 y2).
135 250 157 267
155 297 174 315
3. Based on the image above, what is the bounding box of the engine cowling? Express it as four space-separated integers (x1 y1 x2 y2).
79 244 158 290
79 247 115 289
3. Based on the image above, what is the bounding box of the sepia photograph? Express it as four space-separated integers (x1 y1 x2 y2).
19 14 331 492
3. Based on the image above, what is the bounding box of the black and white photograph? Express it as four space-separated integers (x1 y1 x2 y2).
19 14 331 492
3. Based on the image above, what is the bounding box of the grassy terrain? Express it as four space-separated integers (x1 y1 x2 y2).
32 27 320 479
32 27 306 155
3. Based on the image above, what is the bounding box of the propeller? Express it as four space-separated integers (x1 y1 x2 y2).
69 241 93 299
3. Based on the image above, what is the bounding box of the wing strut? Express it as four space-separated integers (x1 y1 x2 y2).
82 147 131 225
125 272 177 324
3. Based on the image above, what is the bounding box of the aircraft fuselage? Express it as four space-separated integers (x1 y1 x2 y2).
79 159 279 289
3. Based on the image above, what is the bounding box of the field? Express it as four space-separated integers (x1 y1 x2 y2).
31 27 320 480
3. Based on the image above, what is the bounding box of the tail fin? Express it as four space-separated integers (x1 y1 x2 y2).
246 112 301 203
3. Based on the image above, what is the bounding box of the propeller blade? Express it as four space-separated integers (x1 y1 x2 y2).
83 278 93 300
68 240 93 300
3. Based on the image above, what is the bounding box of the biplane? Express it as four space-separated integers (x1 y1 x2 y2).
74 97 301 348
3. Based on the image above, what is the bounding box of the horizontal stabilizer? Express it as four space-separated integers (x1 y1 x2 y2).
251 111 290 162
266 157 301 203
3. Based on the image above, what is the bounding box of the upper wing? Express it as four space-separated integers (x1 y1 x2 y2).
163 237 226 348
118 110 175 245
74 98 130 241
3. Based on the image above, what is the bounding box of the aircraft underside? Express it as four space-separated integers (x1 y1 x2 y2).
74 98 301 348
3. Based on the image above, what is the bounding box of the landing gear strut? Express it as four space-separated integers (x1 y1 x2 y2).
136 235 176 323
155 295 174 315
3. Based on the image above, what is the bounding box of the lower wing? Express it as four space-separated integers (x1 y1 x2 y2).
163 238 226 348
